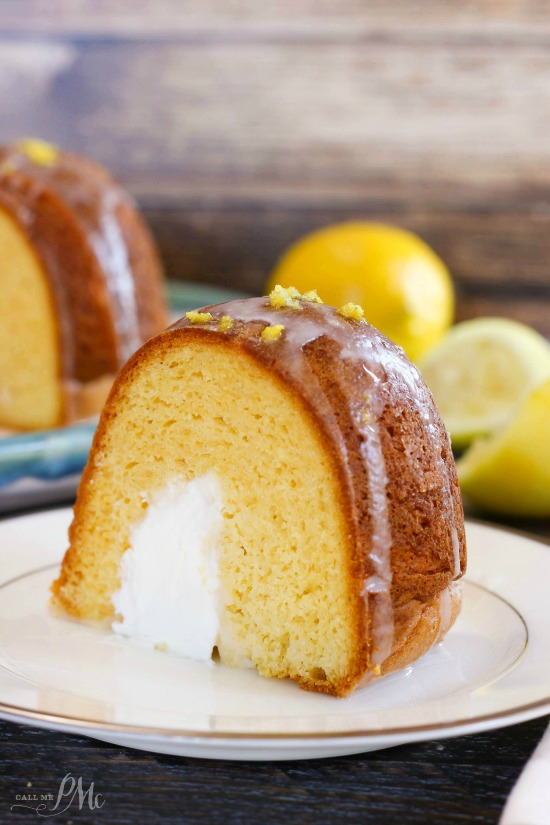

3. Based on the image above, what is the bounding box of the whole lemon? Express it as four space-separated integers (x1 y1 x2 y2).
267 222 454 362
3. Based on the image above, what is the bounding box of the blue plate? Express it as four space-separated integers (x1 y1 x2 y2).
0 282 246 512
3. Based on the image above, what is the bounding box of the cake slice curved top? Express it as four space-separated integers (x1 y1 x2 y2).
51 289 466 697
0 139 167 430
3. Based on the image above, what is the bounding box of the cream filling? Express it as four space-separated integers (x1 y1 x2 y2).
111 473 224 660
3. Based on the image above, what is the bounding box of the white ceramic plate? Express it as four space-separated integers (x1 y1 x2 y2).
0 510 549 761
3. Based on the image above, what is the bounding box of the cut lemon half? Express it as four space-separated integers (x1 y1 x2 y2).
419 318 550 449
457 377 550 517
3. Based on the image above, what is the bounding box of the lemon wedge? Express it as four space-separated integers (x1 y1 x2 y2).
419 318 550 449
457 377 550 517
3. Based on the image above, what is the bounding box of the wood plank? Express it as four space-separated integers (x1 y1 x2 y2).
1 717 549 825
2 38 550 193
3 1 550 36
143 204 550 337
456 293 550 337
143 202 550 289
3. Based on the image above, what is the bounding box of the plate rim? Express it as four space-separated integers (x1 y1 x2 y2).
0 515 549 744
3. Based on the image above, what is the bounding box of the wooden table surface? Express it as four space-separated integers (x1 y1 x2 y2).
0 699 548 824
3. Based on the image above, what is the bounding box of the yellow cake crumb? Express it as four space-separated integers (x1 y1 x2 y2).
261 324 285 342
218 315 234 332
302 289 324 304
15 137 59 167
154 642 168 652
362 409 371 424
338 302 365 322
372 664 381 676
268 285 301 310
186 311 214 324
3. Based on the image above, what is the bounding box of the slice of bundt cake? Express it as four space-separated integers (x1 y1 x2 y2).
51 287 466 697
0 138 168 430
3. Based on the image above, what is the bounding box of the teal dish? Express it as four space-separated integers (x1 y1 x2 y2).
0 423 97 490
167 281 249 314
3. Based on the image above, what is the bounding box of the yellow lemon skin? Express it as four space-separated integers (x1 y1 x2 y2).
267 222 454 362
457 378 550 518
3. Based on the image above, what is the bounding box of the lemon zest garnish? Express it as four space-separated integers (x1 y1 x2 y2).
186 311 214 324
218 315 234 332
154 642 168 652
14 137 59 167
302 289 324 304
373 664 381 677
338 302 365 322
268 285 301 310
261 324 285 342
362 409 371 424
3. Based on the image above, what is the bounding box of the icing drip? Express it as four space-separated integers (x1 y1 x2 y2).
339 339 396 666
438 586 452 634
338 342 396 666
451 526 461 579
88 188 141 362
359 396 394 666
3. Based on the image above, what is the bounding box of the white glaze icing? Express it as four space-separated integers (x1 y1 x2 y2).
438 582 461 638
89 188 141 362
451 526 461 579
359 398 394 666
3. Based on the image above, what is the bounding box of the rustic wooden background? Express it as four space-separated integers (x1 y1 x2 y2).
1 1 550 334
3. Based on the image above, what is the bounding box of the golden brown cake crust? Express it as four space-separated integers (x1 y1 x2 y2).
0 143 168 424
54 295 466 697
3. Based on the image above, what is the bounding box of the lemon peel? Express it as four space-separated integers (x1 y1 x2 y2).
268 285 301 310
338 302 365 322
15 137 59 167
302 289 324 304
186 311 214 324
218 315 234 332
261 324 285 342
